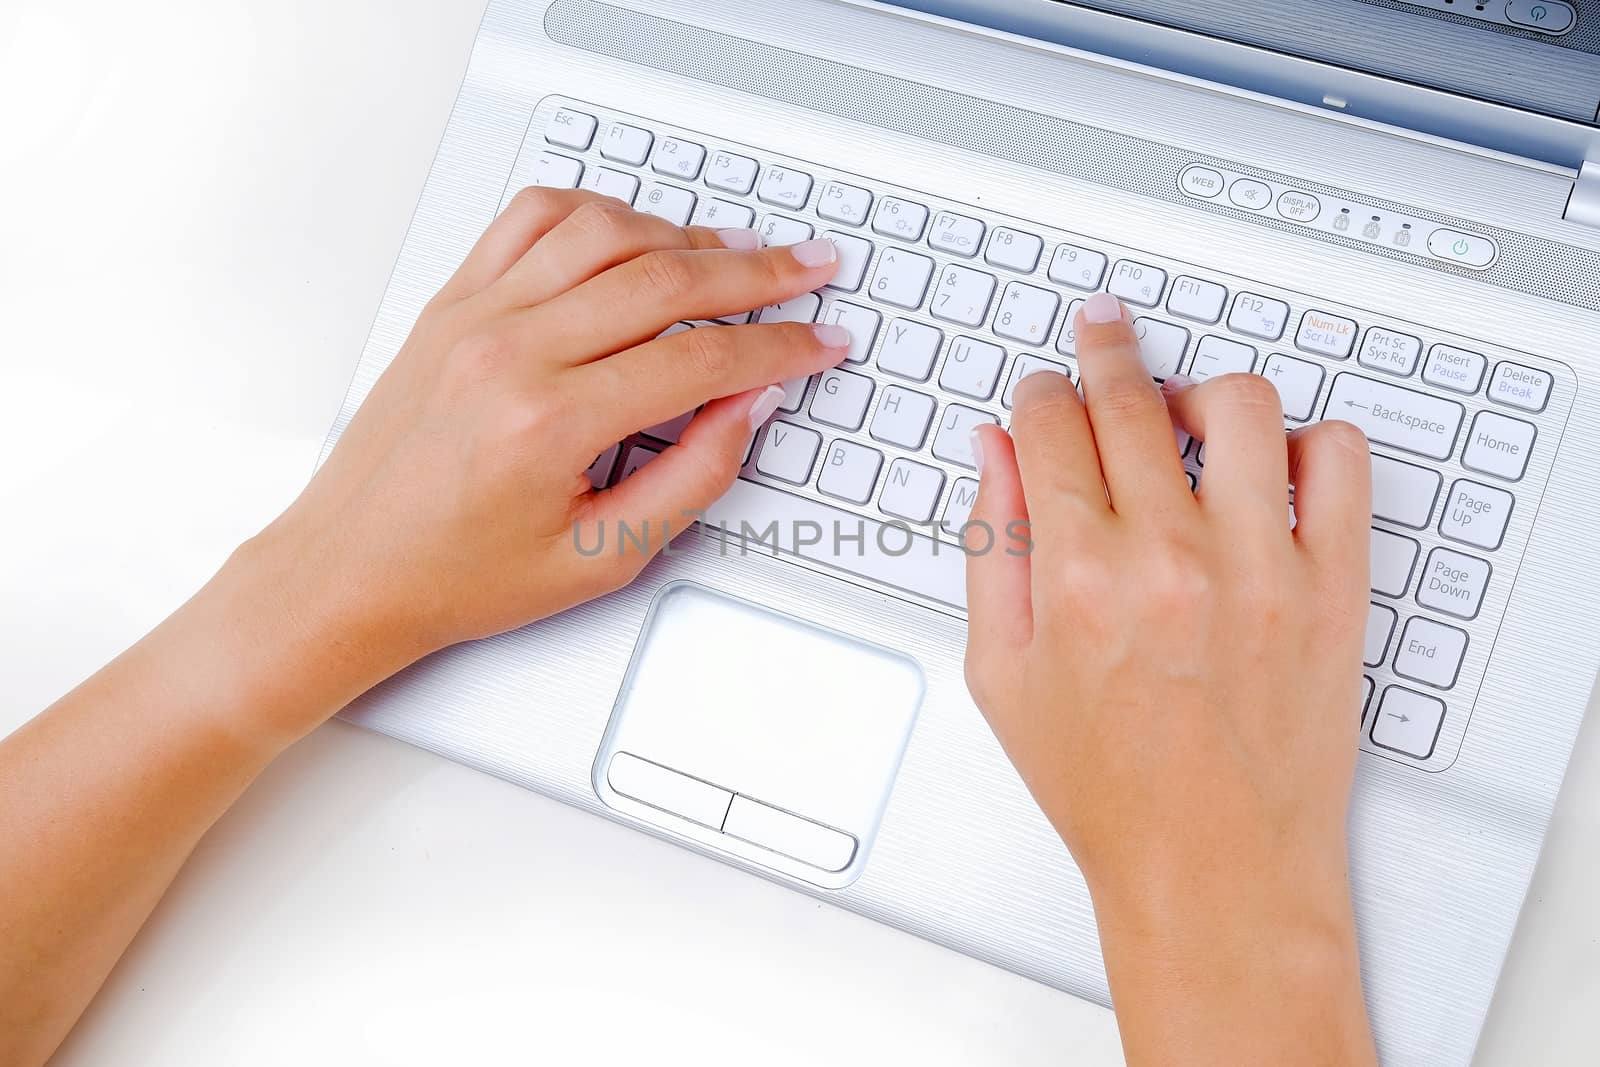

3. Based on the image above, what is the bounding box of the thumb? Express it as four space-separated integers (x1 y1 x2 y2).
585 385 781 574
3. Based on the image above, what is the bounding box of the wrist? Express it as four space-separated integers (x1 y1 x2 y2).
185 526 432 749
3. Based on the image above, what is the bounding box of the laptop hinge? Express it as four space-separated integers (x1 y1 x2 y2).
1566 160 1600 230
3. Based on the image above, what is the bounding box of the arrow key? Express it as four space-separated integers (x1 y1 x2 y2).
1370 685 1447 760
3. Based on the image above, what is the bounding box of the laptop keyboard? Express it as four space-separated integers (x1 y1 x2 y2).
505 97 1574 771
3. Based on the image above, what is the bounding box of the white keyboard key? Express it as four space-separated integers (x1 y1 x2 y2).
1423 345 1487 394
1440 479 1514 550
929 211 985 257
1108 260 1167 306
545 108 596 149
1463 410 1535 481
930 264 997 327
1416 547 1491 620
1054 299 1087 356
823 231 874 292
809 368 875 431
817 181 873 226
1228 293 1289 341
620 445 658 480
757 165 813 209
985 227 1043 272
640 183 696 226
1260 354 1324 421
820 301 881 364
1003 354 1071 408
1188 335 1255 381
995 282 1060 347
695 198 755 229
651 136 706 181
1394 617 1468 689
940 336 1006 401
870 247 935 309
1167 277 1228 324
942 477 981 536
532 152 583 189
872 196 929 241
870 386 937 449
581 166 640 204
817 440 884 504
1487 361 1552 412
1370 454 1441 529
600 123 653 165
757 292 821 326
1295 310 1359 359
1357 327 1421 376
878 318 943 381
776 376 808 414
879 458 945 523
755 421 822 485
759 214 814 246
1364 603 1397 667
1047 244 1107 291
1371 687 1446 760
586 444 620 489
705 150 758 194
932 404 999 469
643 409 696 445
1325 374 1464 460
1370 527 1419 596
1133 319 1190 379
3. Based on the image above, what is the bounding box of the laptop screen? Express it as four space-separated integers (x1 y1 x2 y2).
889 0 1600 163
1059 0 1600 124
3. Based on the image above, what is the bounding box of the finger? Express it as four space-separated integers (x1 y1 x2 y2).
1287 419 1372 571
574 321 850 447
1007 369 1107 524
496 196 756 307
964 424 1034 652
1161 372 1292 533
1072 292 1192 515
526 238 842 362
436 187 605 303
585 385 783 579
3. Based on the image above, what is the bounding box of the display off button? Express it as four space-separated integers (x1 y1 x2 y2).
1426 228 1496 268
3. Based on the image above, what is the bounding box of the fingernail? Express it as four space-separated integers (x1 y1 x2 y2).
1161 373 1196 392
790 238 838 268
746 385 786 431
813 323 851 348
969 428 986 475
1082 291 1124 324
717 227 761 251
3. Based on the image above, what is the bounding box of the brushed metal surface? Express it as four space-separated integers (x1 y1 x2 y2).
324 3 1600 1064
1029 0 1600 122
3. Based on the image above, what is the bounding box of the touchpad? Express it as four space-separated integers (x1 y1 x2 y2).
593 582 925 889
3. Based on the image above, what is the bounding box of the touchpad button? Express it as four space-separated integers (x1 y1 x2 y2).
593 582 925 889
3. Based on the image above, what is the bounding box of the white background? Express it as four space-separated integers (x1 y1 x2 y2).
1 3 1597 1064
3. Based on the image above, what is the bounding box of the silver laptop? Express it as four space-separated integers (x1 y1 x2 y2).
323 2 1600 1063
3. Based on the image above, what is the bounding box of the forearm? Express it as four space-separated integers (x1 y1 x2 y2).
1090 862 1377 1067
0 534 404 1067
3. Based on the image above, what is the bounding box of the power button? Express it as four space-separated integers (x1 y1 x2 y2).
1505 0 1576 33
1426 228 1497 269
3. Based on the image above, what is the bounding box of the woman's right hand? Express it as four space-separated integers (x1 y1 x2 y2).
963 291 1378 1067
